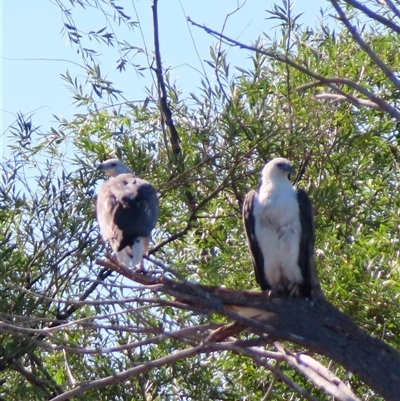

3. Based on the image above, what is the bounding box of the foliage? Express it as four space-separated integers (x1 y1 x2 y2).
1 0 400 399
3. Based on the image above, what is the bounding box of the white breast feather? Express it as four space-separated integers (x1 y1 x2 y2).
254 181 303 290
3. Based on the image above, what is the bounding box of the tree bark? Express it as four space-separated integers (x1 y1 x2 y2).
97 259 400 400
163 281 400 401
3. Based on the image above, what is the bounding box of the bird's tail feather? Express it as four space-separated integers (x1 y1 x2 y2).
117 240 144 268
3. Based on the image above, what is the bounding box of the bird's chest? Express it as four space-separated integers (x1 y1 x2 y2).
256 187 299 228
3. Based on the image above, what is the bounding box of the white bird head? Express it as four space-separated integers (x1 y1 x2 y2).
261 157 295 184
97 159 131 177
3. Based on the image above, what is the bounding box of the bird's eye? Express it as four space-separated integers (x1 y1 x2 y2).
111 163 117 167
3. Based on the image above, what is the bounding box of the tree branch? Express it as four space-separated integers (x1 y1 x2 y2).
94 259 400 401
152 0 181 158
50 344 207 401
384 0 400 19
331 0 400 91
10 359 62 398
207 341 320 401
187 17 400 120
314 93 381 109
341 0 400 34
152 0 196 210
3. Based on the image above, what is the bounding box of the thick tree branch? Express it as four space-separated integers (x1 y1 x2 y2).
151 0 196 211
152 0 181 158
152 0 197 210
93 259 400 401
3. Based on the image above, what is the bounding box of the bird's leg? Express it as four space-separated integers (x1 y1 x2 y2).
288 284 299 297
136 259 147 274
137 237 150 274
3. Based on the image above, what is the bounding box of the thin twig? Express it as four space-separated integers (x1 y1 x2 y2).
385 0 400 19
314 93 381 109
187 17 400 120
63 349 76 387
50 344 207 401
341 0 400 34
331 0 400 90
207 341 319 401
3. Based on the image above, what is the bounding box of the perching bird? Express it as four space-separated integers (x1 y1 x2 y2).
242 158 314 297
96 159 159 269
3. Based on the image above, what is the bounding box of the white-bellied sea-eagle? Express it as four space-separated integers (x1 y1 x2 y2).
96 159 159 269
242 157 314 297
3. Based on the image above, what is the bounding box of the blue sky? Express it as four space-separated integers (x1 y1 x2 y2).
1 0 328 158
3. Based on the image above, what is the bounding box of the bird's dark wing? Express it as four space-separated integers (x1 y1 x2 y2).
296 188 315 298
243 190 270 291
111 174 159 251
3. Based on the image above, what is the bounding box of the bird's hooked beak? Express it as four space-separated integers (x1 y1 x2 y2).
278 163 295 175
97 162 113 177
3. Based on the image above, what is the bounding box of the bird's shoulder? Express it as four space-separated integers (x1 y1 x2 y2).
112 173 141 187
104 174 155 195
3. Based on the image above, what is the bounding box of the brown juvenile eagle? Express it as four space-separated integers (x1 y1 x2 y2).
96 159 159 268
